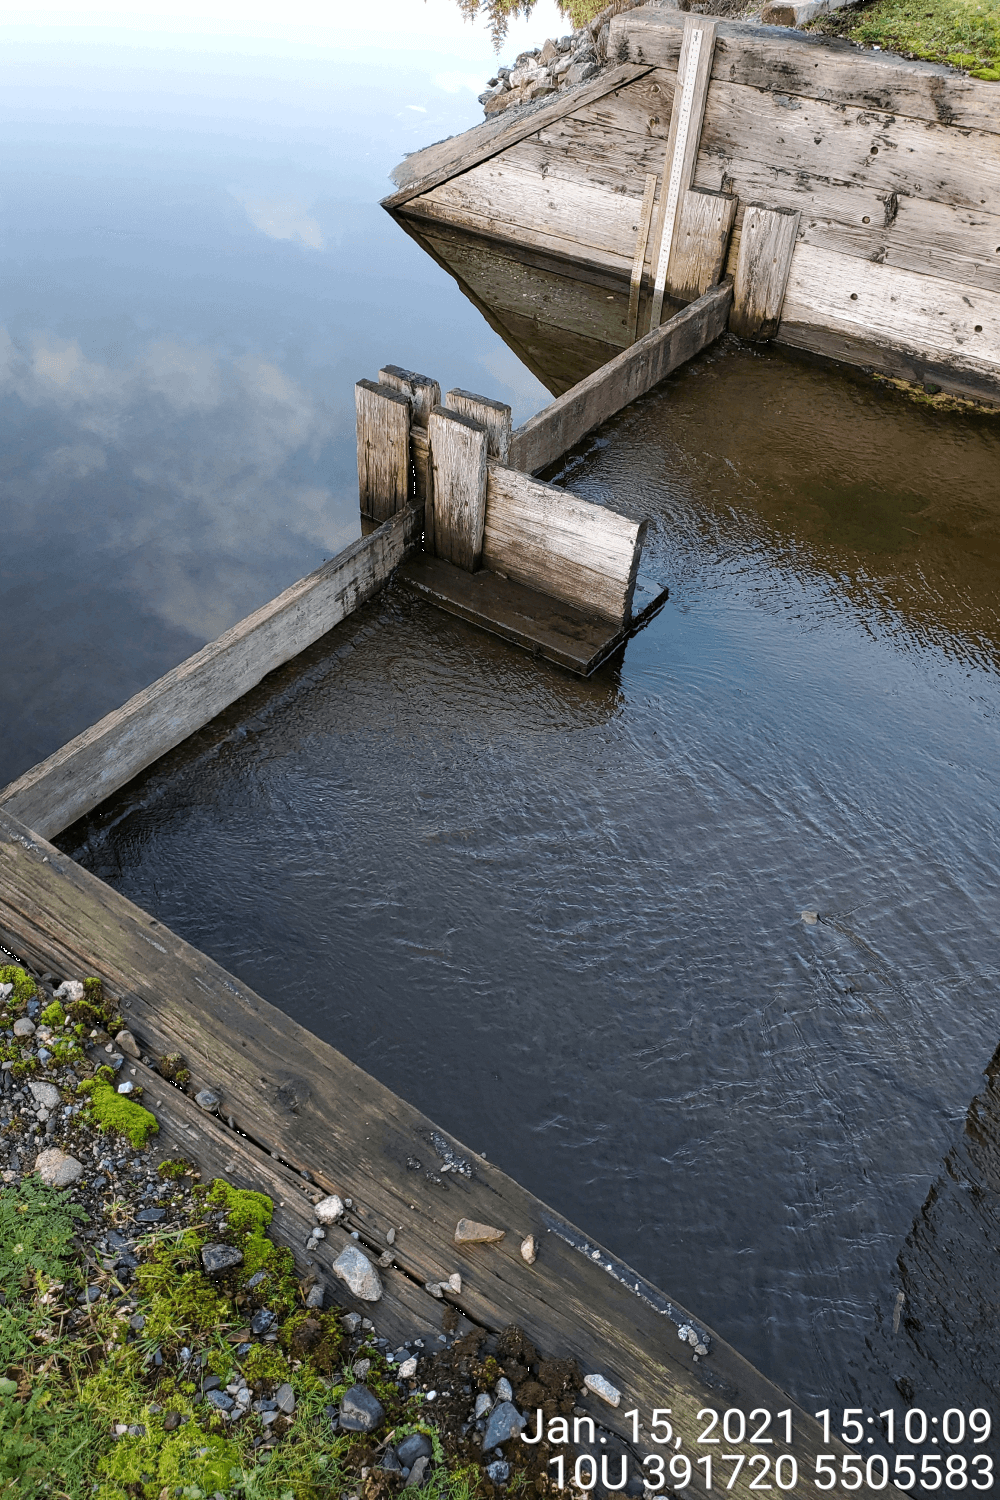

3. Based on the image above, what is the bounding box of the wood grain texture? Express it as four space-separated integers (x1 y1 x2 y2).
379 365 442 426
670 187 738 303
411 427 435 552
483 464 645 626
356 379 411 523
649 16 718 325
0 507 424 840
509 279 733 475
0 805 878 1498
627 173 659 342
731 204 800 339
611 6 1000 134
428 406 489 571
444 388 513 462
382 64 654 210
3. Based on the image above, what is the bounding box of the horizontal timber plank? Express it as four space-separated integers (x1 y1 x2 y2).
0 805 886 1497
612 6 1000 134
0 506 423 842
509 280 733 474
382 64 654 211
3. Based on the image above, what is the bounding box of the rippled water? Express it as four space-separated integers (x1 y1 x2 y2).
61 339 1000 1418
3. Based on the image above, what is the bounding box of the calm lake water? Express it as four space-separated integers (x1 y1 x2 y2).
9 0 1000 1438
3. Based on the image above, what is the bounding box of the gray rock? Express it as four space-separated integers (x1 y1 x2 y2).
275 1382 295 1414
353 1359 371 1379
314 1194 344 1224
583 1373 621 1407
250 1308 276 1334
495 1377 513 1403
305 1282 325 1309
34 1148 83 1188
339 1383 385 1433
244 1270 267 1290
13 1018 35 1038
381 1447 403 1473
54 980 84 1002
206 1390 234 1411
475 1393 492 1419
28 1081 60 1111
195 1089 220 1111
129 1313 146 1331
0 983 12 1000
341 1312 362 1334
201 1244 243 1274
397 1433 434 1468
386 1226 396 1246
136 1207 165 1223
487 1463 510 1484
332 1244 382 1301
253 1399 278 1413
114 1029 141 1058
406 1457 431 1489
482 1402 526 1449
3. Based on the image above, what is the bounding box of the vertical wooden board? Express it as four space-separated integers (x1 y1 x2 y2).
428 406 489 572
483 463 646 626
444 388 513 463
669 187 737 303
649 15 718 328
379 365 442 426
356 378 411 522
731 204 801 341
627 173 659 343
411 427 435 553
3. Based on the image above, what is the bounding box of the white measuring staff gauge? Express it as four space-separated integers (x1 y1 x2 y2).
650 24 704 328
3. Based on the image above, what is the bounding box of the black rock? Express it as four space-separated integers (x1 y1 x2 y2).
200 1375 222 1393
136 1207 166 1223
163 1412 181 1432
93 1175 108 1190
482 1403 525 1450
201 1244 243 1274
339 1384 386 1434
107 1231 133 1253
381 1447 403 1473
206 1389 234 1411
250 1307 275 1335
397 1432 434 1467
253 1399 278 1413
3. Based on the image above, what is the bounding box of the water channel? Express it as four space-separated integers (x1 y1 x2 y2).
6 0 1000 1443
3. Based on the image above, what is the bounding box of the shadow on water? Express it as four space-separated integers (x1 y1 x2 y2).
58 232 1000 1423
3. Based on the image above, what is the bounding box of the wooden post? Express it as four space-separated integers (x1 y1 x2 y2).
648 15 718 330
669 188 738 304
730 205 801 341
355 379 411 527
444 389 512 464
627 174 659 345
428 406 489 572
379 365 441 426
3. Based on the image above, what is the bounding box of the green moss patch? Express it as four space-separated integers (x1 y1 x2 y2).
79 1077 160 1148
811 0 1000 78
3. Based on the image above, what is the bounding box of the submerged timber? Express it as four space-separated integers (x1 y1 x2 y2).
386 6 1000 408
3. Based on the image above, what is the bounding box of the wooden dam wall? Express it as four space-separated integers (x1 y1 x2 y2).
386 6 1000 407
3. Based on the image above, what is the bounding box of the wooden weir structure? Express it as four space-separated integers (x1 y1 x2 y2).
4 9 975 1490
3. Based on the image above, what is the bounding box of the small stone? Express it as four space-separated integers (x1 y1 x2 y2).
117 1081 134 1095
475 1393 492 1419
495 1377 513 1402
332 1245 382 1301
584 1374 621 1407
34 1148 84 1188
162 1411 181 1431
520 1235 537 1264
309 1227 326 1241
539 37 558 62
448 1272 462 1292
398 1356 417 1378
406 1456 431 1489
305 1282 326 1309
13 1018 35 1038
486 1462 510 1485
386 1227 396 1246
454 1218 504 1244
136 1207 165 1222
425 1281 444 1299
398 1433 434 1468
201 1244 243 1273
206 1390 234 1411
677 1324 691 1342
694 1342 709 1356
381 1448 403 1473
28 1081 61 1111
314 1194 344 1224
195 1089 220 1111
801 910 819 925
353 1359 371 1379
339 1384 385 1433
114 1029 140 1058
54 980 84 1003
341 1312 362 1334
244 1270 267 1290
130 1313 146 1331
250 1308 276 1334
275 1382 295 1414
482 1402 526 1449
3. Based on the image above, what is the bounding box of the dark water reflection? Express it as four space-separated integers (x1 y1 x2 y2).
61 339 1000 1419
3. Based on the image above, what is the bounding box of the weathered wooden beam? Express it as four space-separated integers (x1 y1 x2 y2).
730 204 800 340
0 507 424 841
378 365 441 427
670 187 738 303
356 379 412 523
648 15 718 328
428 406 489 572
444 388 512 463
627 172 659 343
0 804 861 1498
509 279 733 476
483 464 646 626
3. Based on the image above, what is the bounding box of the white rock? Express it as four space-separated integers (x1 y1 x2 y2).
398 1356 418 1378
448 1272 462 1293
520 1235 537 1264
29 1081 61 1111
34 1148 84 1188
117 1082 134 1095
584 1374 621 1407
495 1377 513 1402
314 1194 344 1224
0 983 13 1000
332 1244 382 1301
54 980 84 1003
801 910 819 925
475 1392 492 1419
13 1018 35 1038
